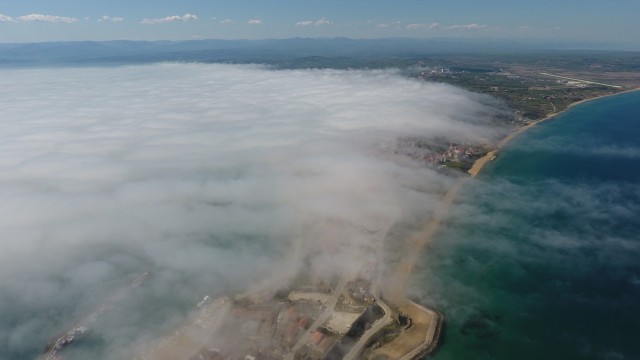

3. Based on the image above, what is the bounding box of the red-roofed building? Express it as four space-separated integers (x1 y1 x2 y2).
286 322 299 342
309 330 324 346
298 316 309 329
318 337 336 353
287 306 297 322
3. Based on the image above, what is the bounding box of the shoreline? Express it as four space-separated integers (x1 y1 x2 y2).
135 88 640 360
468 87 640 177
379 86 640 359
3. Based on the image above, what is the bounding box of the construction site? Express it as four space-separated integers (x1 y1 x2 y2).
134 234 443 360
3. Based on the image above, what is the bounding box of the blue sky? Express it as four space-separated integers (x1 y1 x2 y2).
0 0 638 46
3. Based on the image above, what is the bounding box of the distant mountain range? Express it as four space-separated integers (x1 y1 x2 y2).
0 37 635 67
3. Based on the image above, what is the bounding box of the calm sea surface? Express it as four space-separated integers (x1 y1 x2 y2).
415 91 640 360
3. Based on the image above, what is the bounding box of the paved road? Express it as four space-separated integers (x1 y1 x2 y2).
285 221 393 360
344 226 393 360
540 72 623 88
342 299 393 360
284 272 351 360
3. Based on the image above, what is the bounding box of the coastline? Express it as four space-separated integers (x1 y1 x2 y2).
468 87 640 177
135 88 640 360
378 87 640 359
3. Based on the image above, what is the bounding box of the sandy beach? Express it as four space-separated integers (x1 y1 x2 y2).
377 87 640 359
468 87 640 178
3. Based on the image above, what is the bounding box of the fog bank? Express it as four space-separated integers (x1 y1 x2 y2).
0 63 507 358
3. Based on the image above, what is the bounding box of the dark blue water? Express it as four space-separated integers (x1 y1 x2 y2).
414 91 640 360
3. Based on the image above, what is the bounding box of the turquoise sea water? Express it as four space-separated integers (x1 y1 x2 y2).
414 91 640 360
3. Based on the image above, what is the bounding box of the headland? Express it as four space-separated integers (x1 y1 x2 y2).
37 51 640 360
133 81 640 360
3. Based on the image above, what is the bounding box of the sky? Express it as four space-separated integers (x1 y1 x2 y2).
0 63 509 358
0 0 638 46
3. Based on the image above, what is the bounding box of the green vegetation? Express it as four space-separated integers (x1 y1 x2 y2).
444 160 464 171
416 68 620 119
269 51 640 122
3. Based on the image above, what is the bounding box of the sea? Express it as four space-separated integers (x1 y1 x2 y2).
3 63 638 359
413 91 640 360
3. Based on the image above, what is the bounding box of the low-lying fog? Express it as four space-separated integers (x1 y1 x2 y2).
0 63 508 359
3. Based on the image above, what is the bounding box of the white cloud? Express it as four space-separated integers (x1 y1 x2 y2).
517 25 561 33
406 22 440 30
295 20 314 27
0 64 508 357
140 13 198 25
377 21 402 29
17 14 78 23
98 15 124 23
219 18 234 24
314 17 332 26
0 13 14 22
296 18 333 27
447 23 488 30
248 18 263 25
404 22 488 31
